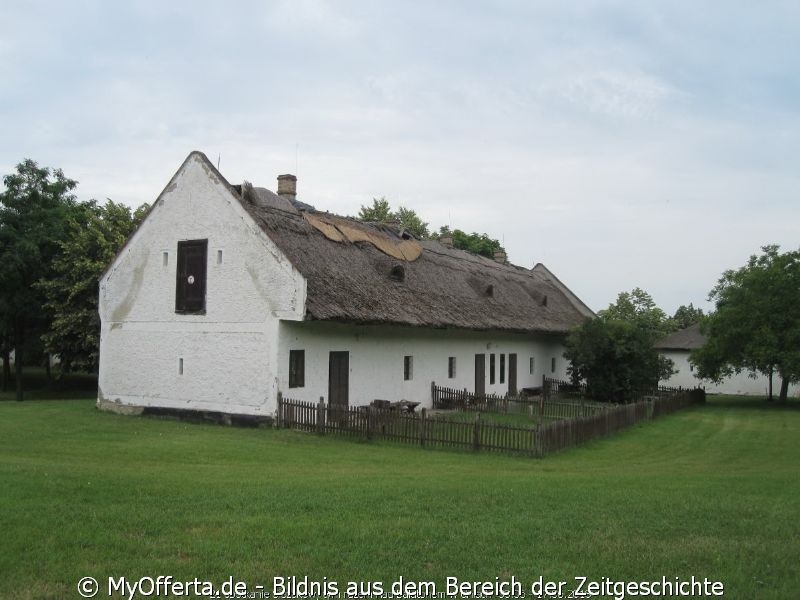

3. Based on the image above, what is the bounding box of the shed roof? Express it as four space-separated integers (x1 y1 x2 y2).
654 323 706 350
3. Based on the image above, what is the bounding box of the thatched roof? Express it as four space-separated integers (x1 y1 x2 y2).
234 183 594 336
655 323 705 350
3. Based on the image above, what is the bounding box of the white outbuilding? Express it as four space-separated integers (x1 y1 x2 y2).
98 151 594 420
655 324 799 397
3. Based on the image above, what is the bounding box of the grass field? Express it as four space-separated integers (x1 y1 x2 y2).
1 378 798 599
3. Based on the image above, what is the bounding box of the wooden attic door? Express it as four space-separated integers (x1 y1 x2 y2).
175 239 208 314
328 351 349 408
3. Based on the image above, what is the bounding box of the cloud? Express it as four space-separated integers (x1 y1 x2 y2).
2 1 799 315
551 69 677 118
263 0 361 39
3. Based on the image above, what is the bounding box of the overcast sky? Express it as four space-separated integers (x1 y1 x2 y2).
2 1 798 314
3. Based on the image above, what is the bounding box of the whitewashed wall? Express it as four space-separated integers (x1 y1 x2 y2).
98 153 305 416
660 350 800 397
278 321 570 408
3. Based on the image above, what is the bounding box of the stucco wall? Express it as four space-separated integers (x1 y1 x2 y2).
660 350 800 397
98 153 305 415
278 321 569 408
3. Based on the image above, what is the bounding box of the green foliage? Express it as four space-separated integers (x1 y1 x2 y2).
565 318 674 403
357 197 392 222
393 206 429 239
358 197 429 238
358 199 506 258
670 303 704 331
434 225 505 259
599 287 671 338
0 160 78 315
691 245 800 402
37 200 148 373
566 288 675 402
0 159 79 399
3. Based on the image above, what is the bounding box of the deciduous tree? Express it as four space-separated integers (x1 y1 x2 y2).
565 288 674 402
564 317 674 403
358 197 430 239
433 226 505 259
357 197 392 223
669 303 705 331
358 199 506 258
0 159 78 400
37 200 149 373
599 287 671 338
691 245 800 402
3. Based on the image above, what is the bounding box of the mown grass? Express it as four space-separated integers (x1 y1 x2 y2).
0 387 798 599
430 408 544 427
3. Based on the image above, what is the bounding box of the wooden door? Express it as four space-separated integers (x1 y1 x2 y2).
474 353 485 397
175 239 208 314
328 351 349 408
508 353 518 396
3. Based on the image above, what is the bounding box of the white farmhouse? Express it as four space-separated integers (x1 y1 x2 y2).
98 151 594 420
655 324 799 397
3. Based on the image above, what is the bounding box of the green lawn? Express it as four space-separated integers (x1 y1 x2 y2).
430 408 544 427
0 390 798 599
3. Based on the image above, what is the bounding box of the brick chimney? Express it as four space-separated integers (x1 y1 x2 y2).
493 249 507 264
277 174 297 200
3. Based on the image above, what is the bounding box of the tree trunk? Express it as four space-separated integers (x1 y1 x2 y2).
45 354 51 380
768 368 774 402
1 350 9 392
14 318 24 402
778 377 789 404
14 348 23 401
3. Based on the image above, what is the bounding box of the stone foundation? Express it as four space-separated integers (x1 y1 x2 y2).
96 397 273 427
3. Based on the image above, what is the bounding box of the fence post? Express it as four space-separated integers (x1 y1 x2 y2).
317 397 325 435
431 381 436 408
420 408 426 448
539 374 545 419
473 413 481 451
276 391 283 429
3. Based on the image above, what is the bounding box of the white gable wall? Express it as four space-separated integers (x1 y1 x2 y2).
660 350 800 397
278 321 569 407
98 153 305 415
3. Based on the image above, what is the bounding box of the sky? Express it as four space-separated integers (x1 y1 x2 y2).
2 1 798 314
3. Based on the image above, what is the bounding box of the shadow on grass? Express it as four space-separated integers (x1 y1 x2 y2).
0 367 97 401
706 393 800 412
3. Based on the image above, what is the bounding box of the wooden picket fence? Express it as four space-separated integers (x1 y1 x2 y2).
542 376 693 405
431 381 609 420
278 382 701 458
278 396 539 455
